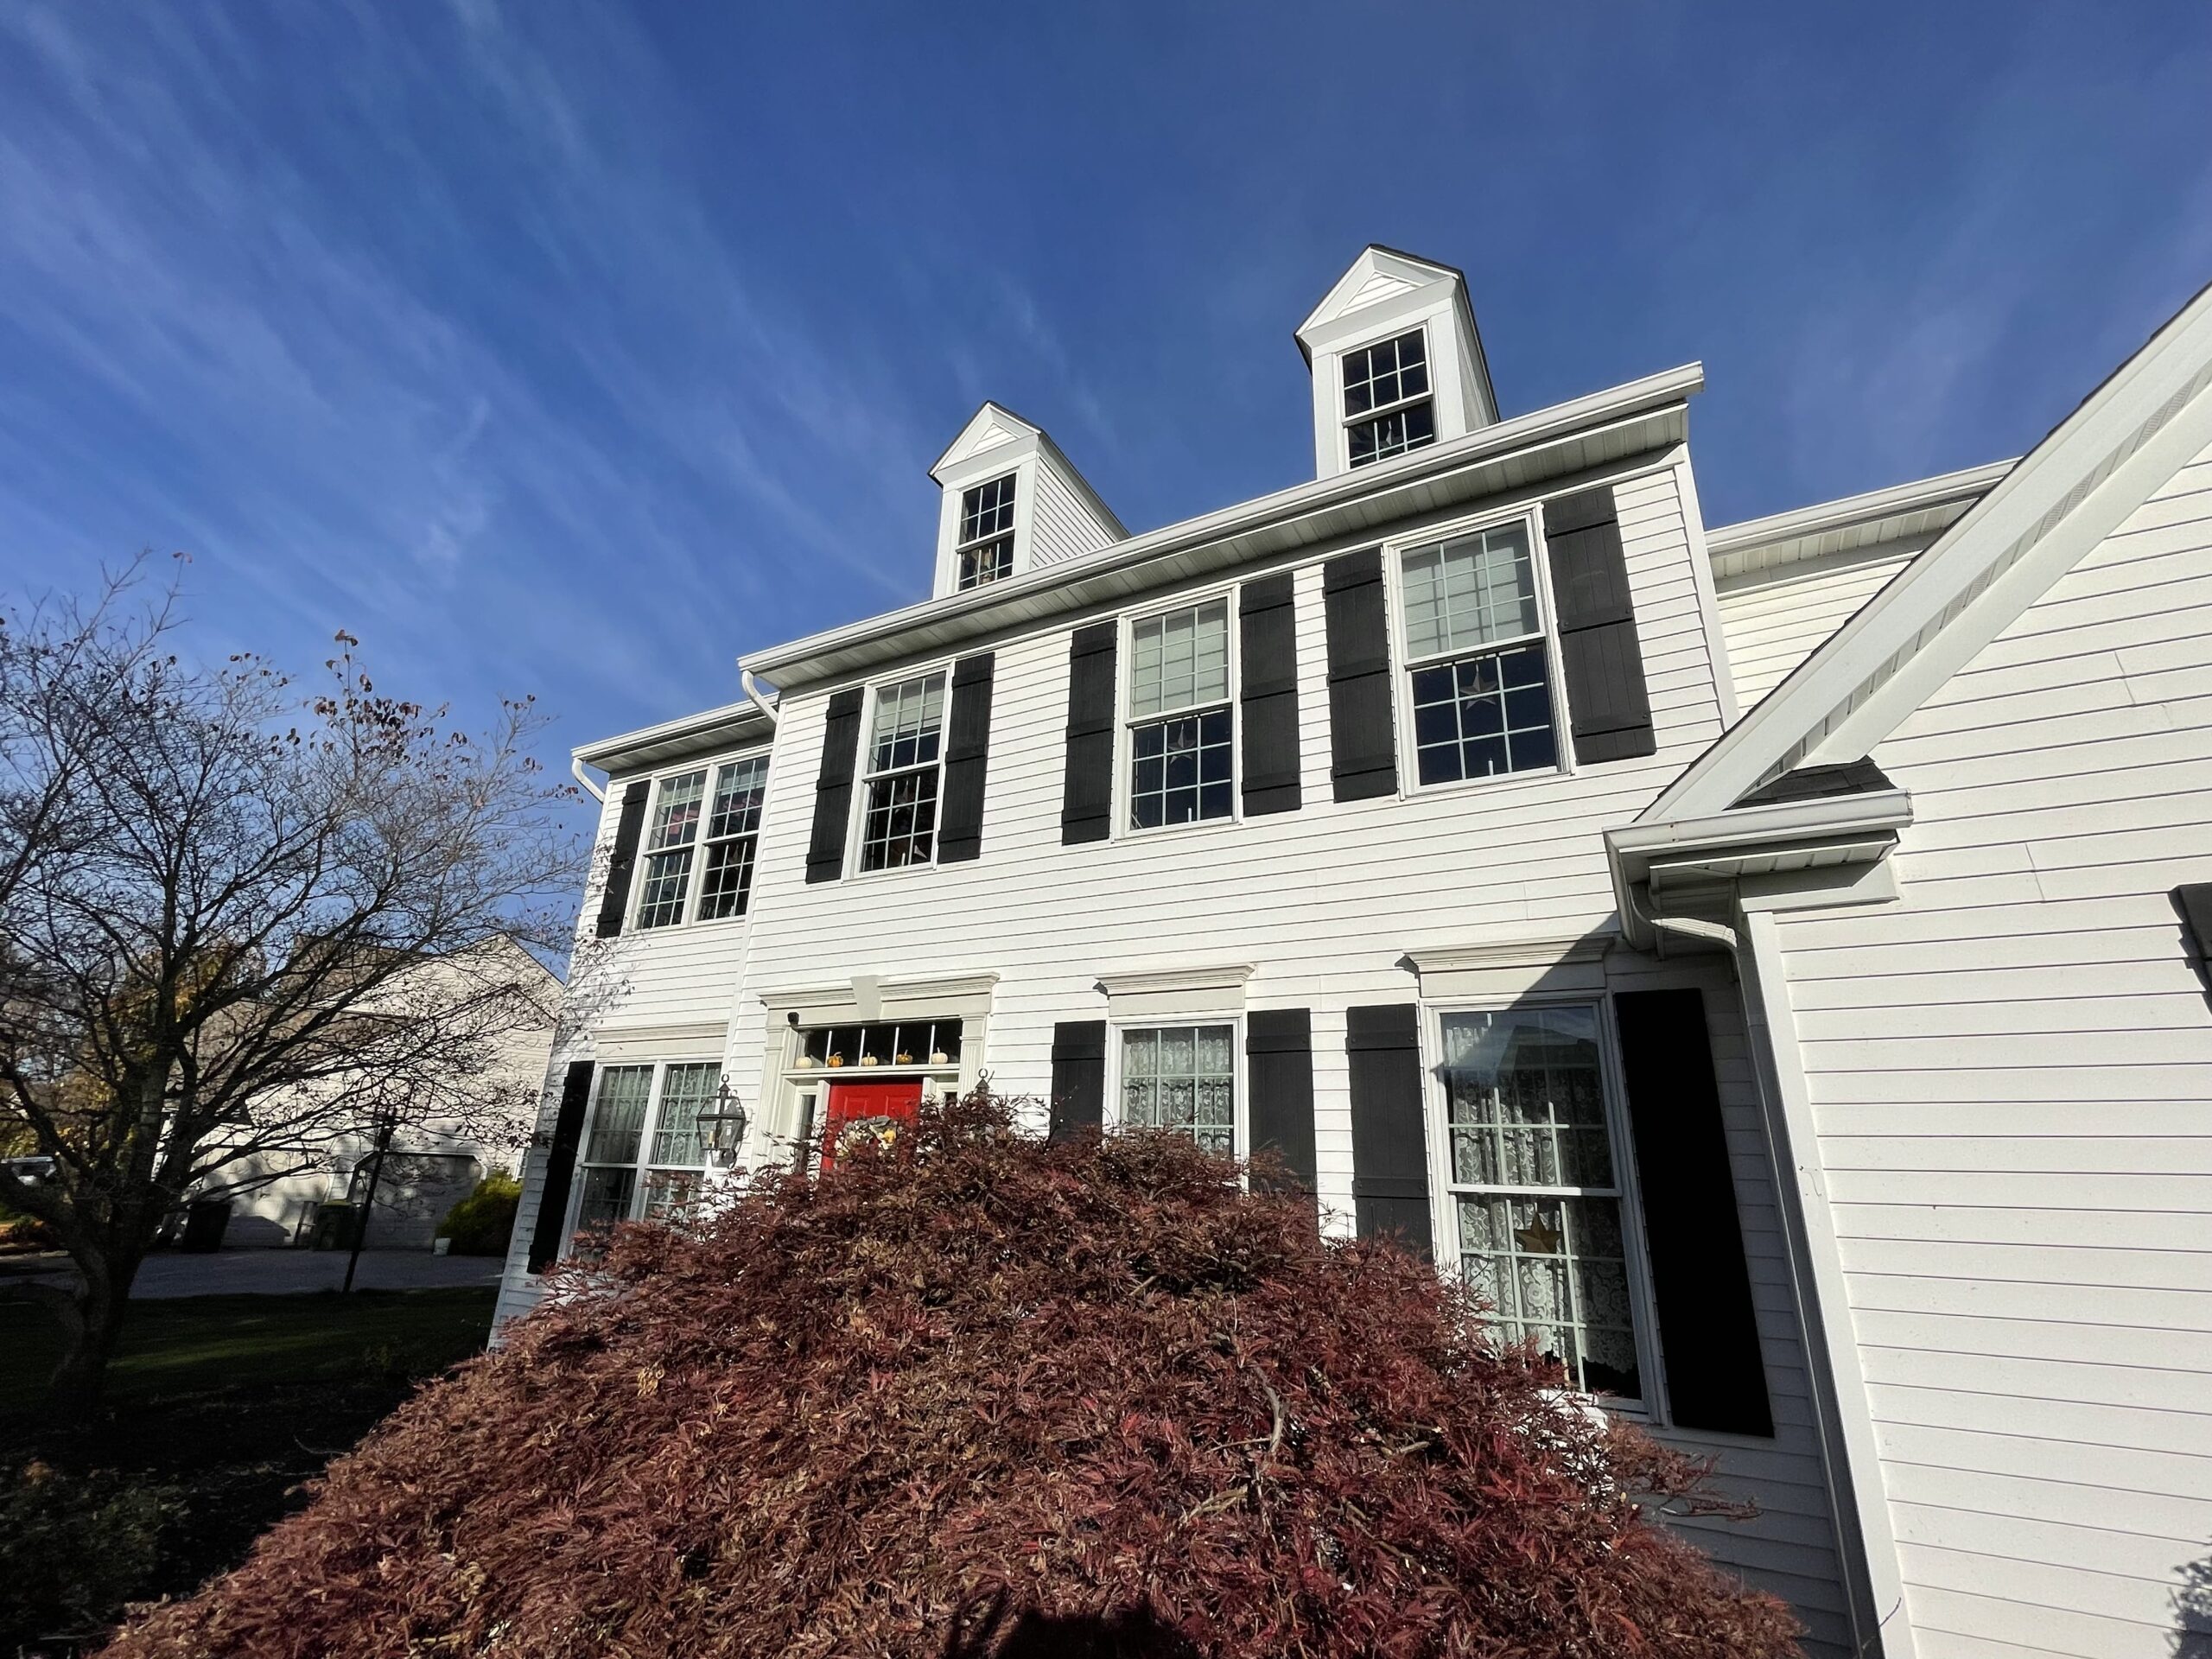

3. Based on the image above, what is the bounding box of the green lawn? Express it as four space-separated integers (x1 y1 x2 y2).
0 1287 496 1649
0 1287 497 1414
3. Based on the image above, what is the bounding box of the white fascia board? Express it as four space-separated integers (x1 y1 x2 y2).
573 698 775 776
929 401 1041 480
1704 459 2015 562
1646 279 2212 823
741 363 1703 684
1605 791 1912 950
1705 458 2015 583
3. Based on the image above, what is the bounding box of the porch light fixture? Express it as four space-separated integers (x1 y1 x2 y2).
696 1078 751 1169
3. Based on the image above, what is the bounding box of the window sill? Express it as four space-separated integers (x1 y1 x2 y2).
1399 760 1570 804
1114 812 1243 846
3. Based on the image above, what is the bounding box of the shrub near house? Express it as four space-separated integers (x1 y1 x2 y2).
434 1171 521 1256
105 1096 1798 1659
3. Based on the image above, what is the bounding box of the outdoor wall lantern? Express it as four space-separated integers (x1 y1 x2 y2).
696 1077 751 1169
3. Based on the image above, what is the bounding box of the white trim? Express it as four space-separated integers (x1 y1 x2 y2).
574 699 774 774
1735 909 1917 1659
756 970 1001 1023
590 1021 729 1061
847 661 958 880
1103 1011 1249 1160
741 366 1702 685
1404 934 1612 1001
626 749 772 932
1382 505 1573 798
1415 993 1663 1421
1096 962 1255 1021
1116 582 1243 839
1649 280 2212 821
1338 321 1438 474
1671 450 1742 726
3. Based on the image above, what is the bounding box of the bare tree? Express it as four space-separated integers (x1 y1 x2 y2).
0 560 579 1410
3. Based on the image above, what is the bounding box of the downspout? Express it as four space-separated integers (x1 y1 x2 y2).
569 755 606 804
741 669 778 728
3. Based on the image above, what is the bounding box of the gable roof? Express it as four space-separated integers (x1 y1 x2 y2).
930 401 1042 479
1296 245 1467 345
1646 277 2212 822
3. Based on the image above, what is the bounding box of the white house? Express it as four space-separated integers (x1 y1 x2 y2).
498 246 2212 1659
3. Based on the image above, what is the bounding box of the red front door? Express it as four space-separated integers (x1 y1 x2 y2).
820 1079 925 1172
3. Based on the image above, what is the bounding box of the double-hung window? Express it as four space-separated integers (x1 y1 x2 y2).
633 755 769 928
1126 598 1233 830
1399 518 1560 785
573 1060 721 1246
1117 1024 1236 1155
956 474 1017 590
859 672 947 871
1343 327 1435 467
1438 1006 1643 1400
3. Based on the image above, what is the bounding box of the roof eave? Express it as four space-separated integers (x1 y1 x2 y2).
742 362 1703 687
573 698 776 778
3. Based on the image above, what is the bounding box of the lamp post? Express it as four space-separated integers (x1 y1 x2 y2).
696 1078 750 1172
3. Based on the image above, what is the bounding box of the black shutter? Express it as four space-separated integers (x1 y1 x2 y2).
1247 1008 1317 1196
1238 574 1302 817
593 780 651 938
525 1061 594 1273
1543 487 1656 764
1346 1003 1431 1255
1612 988 1773 1437
1060 623 1118 845
1324 550 1398 802
805 687 866 884
2176 883 2212 962
1048 1020 1107 1141
938 652 995 864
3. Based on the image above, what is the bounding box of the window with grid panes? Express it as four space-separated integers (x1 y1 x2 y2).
956 474 1017 589
632 770 705 928
640 1062 718 1224
572 1062 721 1249
695 756 767 919
1440 1006 1642 1399
1342 328 1436 467
1401 519 1560 785
858 672 947 871
572 1065 651 1244
1126 599 1232 829
1119 1025 1236 1154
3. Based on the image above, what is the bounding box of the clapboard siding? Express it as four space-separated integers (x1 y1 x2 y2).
712 459 1854 1644
1767 435 2212 1658
1028 455 1120 569
1715 551 1914 706
494 752 774 1325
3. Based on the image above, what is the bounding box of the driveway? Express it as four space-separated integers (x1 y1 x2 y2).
0 1248 504 1298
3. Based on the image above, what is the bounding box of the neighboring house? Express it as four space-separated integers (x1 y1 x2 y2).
497 247 2212 1659
200 939 558 1249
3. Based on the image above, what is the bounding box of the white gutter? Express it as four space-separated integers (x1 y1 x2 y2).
569 754 606 804
742 362 1704 680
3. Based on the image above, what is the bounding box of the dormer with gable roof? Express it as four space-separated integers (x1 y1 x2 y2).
927 403 1126 599
1295 245 1499 480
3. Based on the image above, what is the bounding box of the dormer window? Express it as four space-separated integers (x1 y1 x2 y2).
956 475 1018 589
1343 327 1436 467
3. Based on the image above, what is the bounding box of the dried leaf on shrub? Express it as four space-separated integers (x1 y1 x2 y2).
102 1094 1802 1659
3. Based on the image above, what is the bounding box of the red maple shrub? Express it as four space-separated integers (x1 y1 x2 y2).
104 1093 1800 1659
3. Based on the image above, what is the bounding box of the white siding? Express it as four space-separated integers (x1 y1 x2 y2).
493 759 765 1328
1768 436 2212 1659
1027 453 1120 569
1716 550 1914 708
728 459 1859 1648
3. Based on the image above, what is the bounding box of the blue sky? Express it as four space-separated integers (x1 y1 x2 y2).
3 2 2209 798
